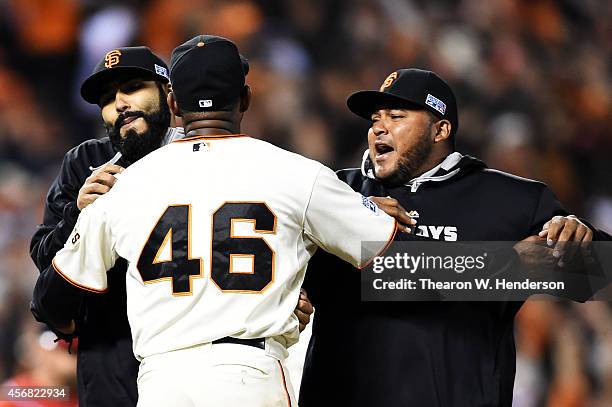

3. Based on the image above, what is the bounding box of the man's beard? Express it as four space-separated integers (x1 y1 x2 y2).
106 89 171 164
377 128 433 187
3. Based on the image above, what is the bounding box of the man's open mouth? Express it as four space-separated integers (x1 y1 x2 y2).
375 142 394 159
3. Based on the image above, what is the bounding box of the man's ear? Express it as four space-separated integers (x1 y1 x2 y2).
433 119 452 143
239 85 251 113
168 91 181 117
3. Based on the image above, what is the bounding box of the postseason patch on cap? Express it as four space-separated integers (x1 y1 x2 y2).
155 64 169 79
425 93 446 115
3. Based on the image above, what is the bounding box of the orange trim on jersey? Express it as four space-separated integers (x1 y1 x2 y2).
152 228 173 264
358 220 399 270
229 254 255 274
52 258 108 294
230 216 278 237
277 360 292 407
172 133 247 143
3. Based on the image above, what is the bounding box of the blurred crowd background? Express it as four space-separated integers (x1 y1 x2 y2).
0 0 610 406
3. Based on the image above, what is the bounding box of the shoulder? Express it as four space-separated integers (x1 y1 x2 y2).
63 137 115 166
465 168 556 211
111 142 175 187
334 168 386 195
247 137 325 174
335 168 363 183
51 138 116 189
477 168 548 193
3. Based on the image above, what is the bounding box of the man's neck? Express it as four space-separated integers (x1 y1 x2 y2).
409 149 452 179
183 120 240 138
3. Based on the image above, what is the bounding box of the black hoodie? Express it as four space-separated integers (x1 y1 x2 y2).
300 152 609 407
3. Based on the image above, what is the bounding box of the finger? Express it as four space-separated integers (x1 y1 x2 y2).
395 222 412 234
395 209 416 226
538 221 551 237
514 239 556 268
86 165 123 183
583 228 593 243
294 310 309 332
294 310 311 331
369 196 418 225
371 204 415 233
83 182 111 195
553 220 577 262
375 203 417 228
296 299 314 316
567 225 587 260
294 309 309 323
545 216 565 246
95 164 124 175
368 196 399 207
90 171 118 188
370 197 414 221
374 203 399 220
580 228 593 259
394 203 418 226
78 194 101 209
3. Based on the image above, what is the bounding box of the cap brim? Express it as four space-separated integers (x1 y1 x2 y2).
346 90 425 120
80 66 169 105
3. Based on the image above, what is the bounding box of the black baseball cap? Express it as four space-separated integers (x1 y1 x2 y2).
170 35 249 112
347 68 458 135
81 46 170 105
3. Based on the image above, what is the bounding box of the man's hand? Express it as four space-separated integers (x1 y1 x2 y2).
513 235 556 269
368 196 417 233
538 215 593 264
294 289 314 332
77 164 124 210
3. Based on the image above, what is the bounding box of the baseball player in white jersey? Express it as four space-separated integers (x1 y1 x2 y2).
36 35 412 406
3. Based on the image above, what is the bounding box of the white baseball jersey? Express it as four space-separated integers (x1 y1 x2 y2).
52 134 397 360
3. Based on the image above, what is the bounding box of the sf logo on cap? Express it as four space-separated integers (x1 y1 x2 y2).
380 72 398 91
104 50 122 68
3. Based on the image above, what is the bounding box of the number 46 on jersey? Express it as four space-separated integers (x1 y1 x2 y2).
137 202 276 295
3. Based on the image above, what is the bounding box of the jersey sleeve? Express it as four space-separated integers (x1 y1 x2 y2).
52 202 117 293
303 166 397 269
30 146 83 272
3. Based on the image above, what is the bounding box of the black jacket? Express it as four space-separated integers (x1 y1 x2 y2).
300 152 609 407
30 138 139 407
